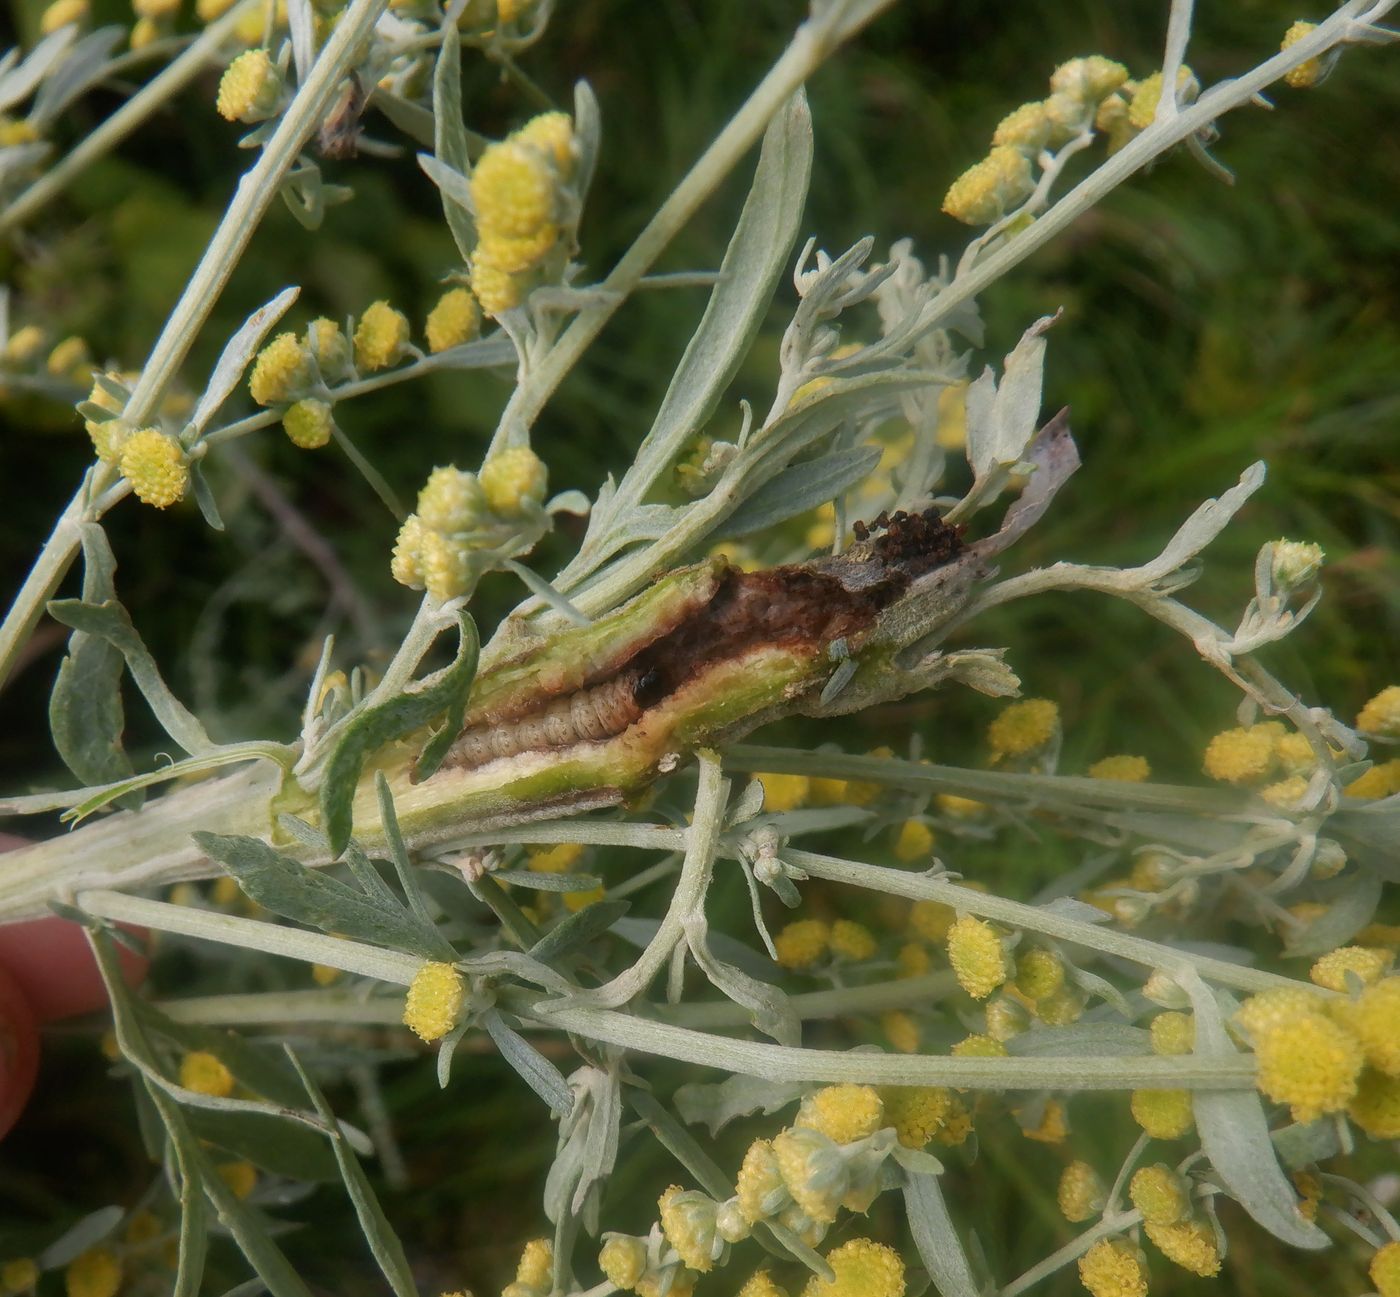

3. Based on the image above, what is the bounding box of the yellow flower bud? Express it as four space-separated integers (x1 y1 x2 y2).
1351 1068 1400 1138
1077 1238 1147 1297
40 0 88 34
1020 1096 1068 1143
47 335 90 379
390 514 426 588
1345 758 1400 799
800 1238 905 1297
1050 56 1130 103
932 1093 974 1146
774 919 829 970
83 371 132 461
759 771 809 812
936 792 986 819
828 920 877 963
1310 946 1392 992
1373 1242 1400 1297
1144 1219 1221 1277
480 446 548 517
1331 977 1400 1076
282 398 333 449
1260 774 1310 809
878 1086 951 1149
985 994 1030 1041
1 1258 39 1292
1128 65 1196 129
1088 754 1150 782
216 48 280 123
180 1048 235 1096
736 1138 788 1222
599 1236 647 1290
1129 1165 1189 1225
1203 724 1281 785
512 110 575 172
896 941 931 979
216 1160 257 1199
908 899 955 942
991 101 1052 154
354 300 410 372
469 248 525 316
893 818 934 862
402 960 465 1042
63 1249 121 1297
118 428 188 508
129 14 162 45
514 1237 552 1287
1281 21 1322 88
424 287 481 354
987 698 1059 758
1037 984 1087 1026
1358 685 1400 737
527 842 586 874
947 915 1008 999
773 1126 846 1224
1057 1160 1105 1222
4 324 46 364
306 317 351 380
951 1033 1007 1061
417 465 486 533
1015 948 1065 1001
797 1085 883 1145
941 146 1034 226
249 332 312 405
658 1186 719 1273
1130 1088 1194 1139
738 1272 788 1297
477 225 558 275
419 529 472 600
1234 986 1327 1037
471 140 555 239
1252 1010 1362 1123
881 1010 920 1054
1149 1011 1194 1057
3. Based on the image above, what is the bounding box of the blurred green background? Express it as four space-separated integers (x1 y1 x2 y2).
1 0 1397 1292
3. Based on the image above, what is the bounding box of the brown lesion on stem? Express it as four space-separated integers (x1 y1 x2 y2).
432 508 964 776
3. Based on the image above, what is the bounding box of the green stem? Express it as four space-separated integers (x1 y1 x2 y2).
485 0 897 456
1001 1209 1143 1297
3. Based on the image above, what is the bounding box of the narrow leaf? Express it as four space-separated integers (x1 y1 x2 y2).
481 1009 574 1115
431 25 475 263
715 445 881 540
528 899 629 963
190 287 300 434
902 1170 981 1297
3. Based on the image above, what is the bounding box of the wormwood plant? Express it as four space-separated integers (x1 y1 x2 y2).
1 0 1399 1294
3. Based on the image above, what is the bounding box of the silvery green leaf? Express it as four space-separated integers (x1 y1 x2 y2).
572 1067 621 1216
482 1009 574 1115
48 524 136 800
435 1020 471 1088
689 940 799 1045
1006 1024 1151 1057
430 25 474 264
546 488 591 516
1182 970 1328 1248
0 27 74 113
190 287 300 434
1035 895 1113 924
31 26 123 125
185 1109 340 1182
890 1144 944 1176
374 773 439 932
502 560 590 626
1142 462 1267 581
529 899 629 963
1272 1117 1343 1170
1282 869 1381 957
572 80 601 208
194 831 450 959
189 462 225 531
367 87 435 148
171 1137 210 1297
47 597 213 755
730 777 767 824
490 869 604 892
286 1050 418 1297
964 314 1053 483
1068 966 1132 1018
625 1086 732 1202
37 1206 124 1268
714 444 881 540
674 1075 804 1134
902 1170 981 1297
565 91 813 581
286 0 314 83
1333 799 1400 881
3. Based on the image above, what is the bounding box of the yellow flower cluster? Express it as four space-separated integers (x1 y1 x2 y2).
1078 1238 1147 1297
480 446 549 517
943 56 1129 224
282 398 333 449
470 112 576 314
1088 754 1150 782
180 1050 235 1097
1281 21 1322 88
947 915 1008 999
797 1085 884 1145
1358 685 1400 737
249 332 313 405
758 771 809 812
216 48 280 123
828 919 877 962
501 1237 552 1297
1130 1087 1194 1139
1374 1242 1400 1297
1346 758 1400 800
598 1236 647 1289
424 287 481 354
353 300 410 372
988 698 1059 759
658 1186 720 1273
217 1160 258 1199
800 1238 904 1297
774 919 830 970
39 0 87 35
1125 65 1197 130
1129 1165 1188 1225
118 428 188 508
1310 945 1392 992
63 1249 122 1297
1057 1160 1105 1222
1200 720 1321 786
878 1086 954 1148
1015 947 1065 1001
401 960 465 1042
1144 1219 1221 1277
1149 1011 1194 1056
893 818 934 861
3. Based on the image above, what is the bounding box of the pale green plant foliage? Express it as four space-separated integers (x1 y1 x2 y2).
1 0 1399 1294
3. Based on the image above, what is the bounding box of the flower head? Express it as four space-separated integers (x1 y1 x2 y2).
736 1138 789 1222
800 1238 904 1297
282 398 333 449
64 1249 121 1297
1130 1088 1194 1139
797 1085 883 1145
471 141 556 239
180 1050 234 1097
881 1010 920 1053
941 146 1034 226
1358 685 1400 738
1252 1009 1363 1122
1373 1242 1400 1297
1057 1160 1105 1222
1149 1011 1194 1057
249 332 312 405
1310 946 1392 992
879 1086 952 1148
759 771 809 812
425 287 481 354
658 1186 720 1272
1088 754 1150 782
419 528 472 600
1345 759 1400 800
1144 1220 1221 1277
48 335 91 380
1050 55 1130 102
40 0 88 35
1332 977 1400 1076
1128 65 1196 129
480 446 548 517
598 1235 647 1290
1234 986 1327 1037
306 317 352 381
947 915 1008 999
513 110 576 172
828 919 877 963
1203 724 1279 785
390 514 426 588
774 919 830 970
418 465 486 533
908 899 955 942
216 48 280 122
738 1272 789 1297
1269 538 1324 589
217 1160 257 1199
115 427 187 508
988 698 1059 758
402 961 465 1042
1281 21 1322 88
1129 1165 1189 1225
893 818 934 862
1077 1238 1147 1297
773 1126 847 1224
1350 1068 1400 1138
991 101 1052 154
1015 948 1065 1001
514 1238 552 1288
1 1258 38 1291
354 301 410 372
469 249 524 315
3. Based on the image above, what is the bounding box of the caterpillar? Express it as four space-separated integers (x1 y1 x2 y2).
444 666 665 770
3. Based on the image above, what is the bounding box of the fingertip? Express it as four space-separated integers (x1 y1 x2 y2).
0 917 149 1023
